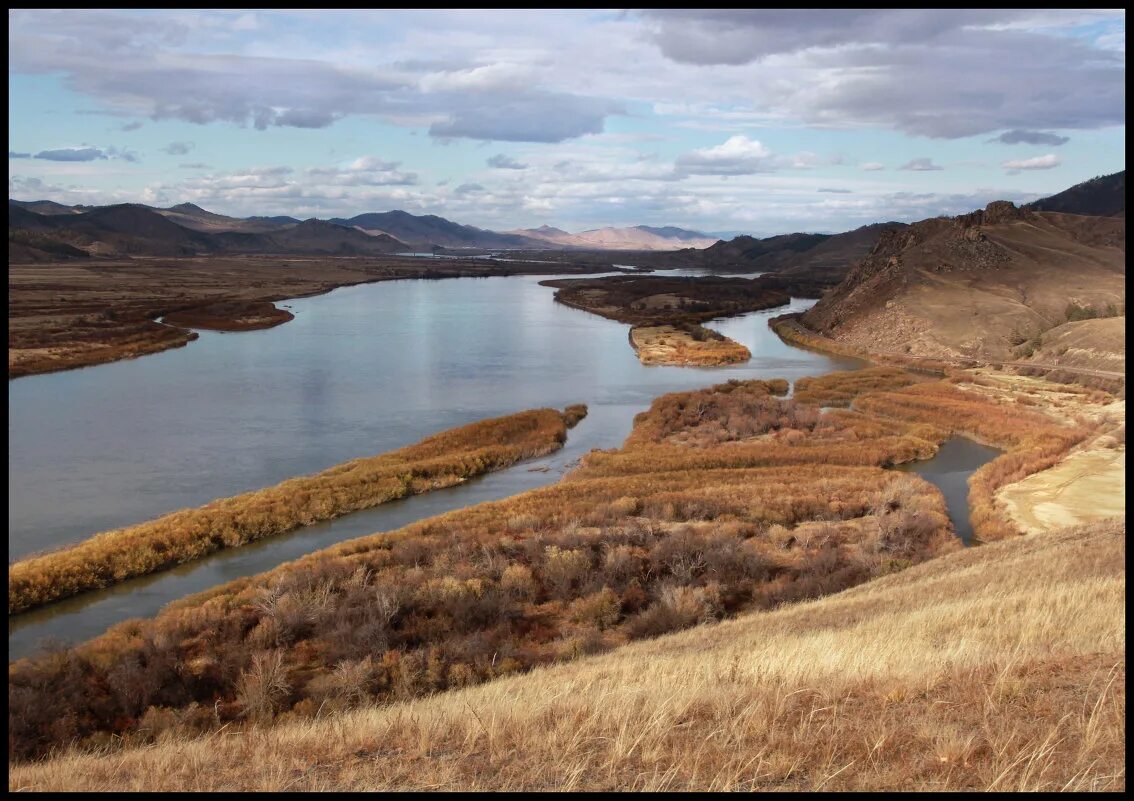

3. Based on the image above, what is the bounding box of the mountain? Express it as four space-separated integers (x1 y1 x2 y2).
510 224 719 250
157 203 299 234
1026 170 1125 217
9 203 214 257
241 218 406 255
8 203 407 259
8 199 83 216
331 210 540 250
801 200 1126 363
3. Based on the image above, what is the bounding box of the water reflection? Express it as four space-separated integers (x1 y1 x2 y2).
8 273 860 658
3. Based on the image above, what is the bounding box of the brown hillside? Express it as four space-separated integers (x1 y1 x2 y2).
802 202 1125 363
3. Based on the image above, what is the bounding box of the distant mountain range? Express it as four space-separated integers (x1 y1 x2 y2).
8 170 1124 267
507 224 719 251
7 199 720 260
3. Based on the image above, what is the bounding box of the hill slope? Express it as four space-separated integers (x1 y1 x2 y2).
10 516 1122 790
332 210 540 250
801 202 1125 363
1027 170 1125 217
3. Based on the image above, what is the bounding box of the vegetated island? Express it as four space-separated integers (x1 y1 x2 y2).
161 300 294 332
540 274 791 365
8 404 587 614
10 366 1123 772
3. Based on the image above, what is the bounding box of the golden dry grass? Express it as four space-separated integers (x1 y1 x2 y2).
630 324 751 366
10 517 1123 791
8 406 583 613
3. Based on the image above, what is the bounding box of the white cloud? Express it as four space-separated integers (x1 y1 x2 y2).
1002 153 1061 173
861 162 885 171
675 135 774 176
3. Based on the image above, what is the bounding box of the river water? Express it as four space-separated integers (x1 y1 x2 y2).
7 270 992 659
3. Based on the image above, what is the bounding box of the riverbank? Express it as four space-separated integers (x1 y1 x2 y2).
8 255 622 379
9 406 586 613
773 321 1126 541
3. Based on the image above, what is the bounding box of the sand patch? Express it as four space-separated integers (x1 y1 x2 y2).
999 448 1125 534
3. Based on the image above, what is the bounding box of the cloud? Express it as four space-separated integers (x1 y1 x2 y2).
121 120 144 131
675 135 775 176
305 156 418 186
429 92 619 143
455 182 485 195
487 153 528 170
861 162 885 171
639 9 1125 138
989 129 1070 146
1003 154 1061 173
8 11 624 143
163 141 194 155
898 157 943 171
9 151 32 159
30 145 139 162
178 162 210 169
817 188 852 194
34 147 108 162
347 156 398 172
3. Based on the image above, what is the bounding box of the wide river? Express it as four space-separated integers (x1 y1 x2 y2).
8 270 989 659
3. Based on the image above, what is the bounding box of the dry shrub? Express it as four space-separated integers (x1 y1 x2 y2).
10 405 583 613
16 369 1084 762
236 651 292 723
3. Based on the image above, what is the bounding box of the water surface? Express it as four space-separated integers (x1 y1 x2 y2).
897 437 1002 545
9 274 861 657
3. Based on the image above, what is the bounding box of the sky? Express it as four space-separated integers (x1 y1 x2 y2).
7 8 1126 236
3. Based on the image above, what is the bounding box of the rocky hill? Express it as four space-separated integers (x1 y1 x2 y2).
801 201 1126 363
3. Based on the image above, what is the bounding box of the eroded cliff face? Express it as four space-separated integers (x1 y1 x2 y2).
801 202 1125 362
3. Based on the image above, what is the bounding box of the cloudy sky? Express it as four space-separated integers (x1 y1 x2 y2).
7 9 1126 235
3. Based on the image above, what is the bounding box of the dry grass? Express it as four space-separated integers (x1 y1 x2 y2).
10 518 1123 791
630 324 751 366
8 369 1114 774
793 366 924 407
7 375 961 761
8 407 583 613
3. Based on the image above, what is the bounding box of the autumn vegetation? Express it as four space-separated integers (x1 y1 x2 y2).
630 324 751 366
7 368 1115 777
8 407 585 614
10 517 1121 790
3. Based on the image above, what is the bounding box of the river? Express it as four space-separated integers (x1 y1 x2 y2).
7 270 993 659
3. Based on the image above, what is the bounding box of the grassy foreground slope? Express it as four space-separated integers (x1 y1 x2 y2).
10 517 1123 791
9 405 587 613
